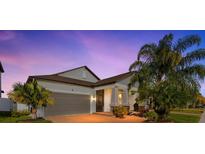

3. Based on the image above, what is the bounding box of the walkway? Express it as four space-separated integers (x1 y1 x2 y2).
199 110 205 123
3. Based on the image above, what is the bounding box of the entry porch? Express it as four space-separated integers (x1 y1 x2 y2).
90 83 137 113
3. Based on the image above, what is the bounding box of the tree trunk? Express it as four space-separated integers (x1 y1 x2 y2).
31 108 37 119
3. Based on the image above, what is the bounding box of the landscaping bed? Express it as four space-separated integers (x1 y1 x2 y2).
0 111 52 123
0 115 52 123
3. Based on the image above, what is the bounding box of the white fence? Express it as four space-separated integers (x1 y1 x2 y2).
0 98 13 111
16 103 45 118
0 98 45 118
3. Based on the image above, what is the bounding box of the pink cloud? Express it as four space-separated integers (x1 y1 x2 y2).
74 32 138 78
0 49 80 97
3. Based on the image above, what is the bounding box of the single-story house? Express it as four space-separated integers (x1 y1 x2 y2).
18 66 138 117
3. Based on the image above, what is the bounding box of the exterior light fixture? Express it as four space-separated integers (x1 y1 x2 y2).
91 95 96 102
118 93 122 99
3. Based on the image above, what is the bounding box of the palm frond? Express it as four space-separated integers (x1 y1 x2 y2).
179 64 205 80
137 43 157 61
8 79 54 109
129 60 143 71
179 48 205 67
174 35 201 53
158 33 173 50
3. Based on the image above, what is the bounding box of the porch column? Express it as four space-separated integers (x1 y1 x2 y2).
111 87 118 106
122 89 129 106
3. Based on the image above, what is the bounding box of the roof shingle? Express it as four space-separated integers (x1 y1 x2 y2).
28 75 95 87
28 72 133 87
94 72 133 87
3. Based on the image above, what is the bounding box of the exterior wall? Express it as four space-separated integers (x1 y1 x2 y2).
0 98 13 111
0 72 1 98
17 103 29 111
118 76 132 85
37 80 96 116
37 80 95 95
37 107 45 117
58 67 98 83
16 103 44 118
118 75 139 88
117 76 139 110
129 93 139 110
104 88 112 112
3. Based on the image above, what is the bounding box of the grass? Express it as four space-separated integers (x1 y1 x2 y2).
0 115 52 123
170 108 204 114
169 113 201 123
145 108 203 123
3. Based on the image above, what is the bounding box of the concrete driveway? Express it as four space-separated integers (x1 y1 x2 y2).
46 112 145 123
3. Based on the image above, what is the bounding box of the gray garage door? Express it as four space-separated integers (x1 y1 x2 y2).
45 92 90 116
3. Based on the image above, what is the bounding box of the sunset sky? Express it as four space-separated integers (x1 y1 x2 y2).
0 30 205 97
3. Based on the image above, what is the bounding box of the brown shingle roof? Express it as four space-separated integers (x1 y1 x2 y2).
0 62 4 73
28 75 95 87
94 72 133 87
27 67 133 88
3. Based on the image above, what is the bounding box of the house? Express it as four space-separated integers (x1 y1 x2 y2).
0 62 13 112
26 66 138 117
0 61 4 98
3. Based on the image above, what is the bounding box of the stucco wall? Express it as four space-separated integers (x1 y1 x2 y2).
37 80 94 95
104 88 112 112
117 75 139 88
58 67 98 83
17 103 29 111
117 76 132 85
117 76 139 110
129 93 138 110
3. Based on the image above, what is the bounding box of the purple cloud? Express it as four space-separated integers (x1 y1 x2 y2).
0 31 16 41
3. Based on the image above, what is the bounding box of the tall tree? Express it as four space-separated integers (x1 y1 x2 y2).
8 79 54 119
129 34 205 120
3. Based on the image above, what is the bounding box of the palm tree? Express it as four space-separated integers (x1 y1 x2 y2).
129 33 205 120
8 79 54 119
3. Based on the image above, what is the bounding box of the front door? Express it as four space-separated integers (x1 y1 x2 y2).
96 90 104 112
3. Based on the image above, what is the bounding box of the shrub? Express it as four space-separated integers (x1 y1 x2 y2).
113 106 129 118
144 111 158 122
134 103 139 111
11 110 30 117
0 111 11 117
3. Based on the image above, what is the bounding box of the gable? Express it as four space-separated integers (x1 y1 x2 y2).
117 75 139 88
57 67 99 83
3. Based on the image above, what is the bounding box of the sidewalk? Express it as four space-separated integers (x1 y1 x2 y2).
199 110 205 123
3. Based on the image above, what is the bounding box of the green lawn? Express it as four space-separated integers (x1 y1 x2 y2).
169 113 201 123
170 108 204 114
0 115 51 123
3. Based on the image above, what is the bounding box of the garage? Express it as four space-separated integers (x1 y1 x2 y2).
45 92 90 116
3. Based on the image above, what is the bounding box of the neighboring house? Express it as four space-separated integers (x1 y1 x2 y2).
0 61 13 112
0 61 4 98
24 66 138 116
